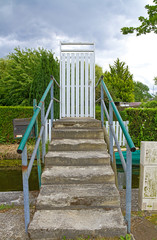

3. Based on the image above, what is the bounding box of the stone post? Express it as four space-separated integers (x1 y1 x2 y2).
139 141 157 210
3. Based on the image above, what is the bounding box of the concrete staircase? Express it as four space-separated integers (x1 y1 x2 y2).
28 118 127 239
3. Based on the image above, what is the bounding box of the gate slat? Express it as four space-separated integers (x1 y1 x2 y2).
71 54 75 117
85 53 88 117
116 121 119 146
90 53 93 117
76 53 79 117
67 53 70 117
81 53 84 117
62 54 65 117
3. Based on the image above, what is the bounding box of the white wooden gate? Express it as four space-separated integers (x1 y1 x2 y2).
60 42 95 118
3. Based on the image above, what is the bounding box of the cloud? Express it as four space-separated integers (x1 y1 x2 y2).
0 0 156 94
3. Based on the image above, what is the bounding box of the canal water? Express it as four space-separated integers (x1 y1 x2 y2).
0 165 140 191
0 167 39 191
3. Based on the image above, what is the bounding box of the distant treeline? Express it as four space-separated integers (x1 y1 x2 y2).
0 48 152 111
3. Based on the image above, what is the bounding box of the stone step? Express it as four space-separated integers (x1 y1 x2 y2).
28 208 127 239
48 139 107 151
45 151 110 166
41 166 115 185
52 128 104 139
53 117 101 129
36 184 120 210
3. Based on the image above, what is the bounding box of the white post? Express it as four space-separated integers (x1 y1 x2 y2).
49 119 51 142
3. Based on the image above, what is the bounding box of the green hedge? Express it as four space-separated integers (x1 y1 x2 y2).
0 106 34 143
95 105 127 121
125 108 157 147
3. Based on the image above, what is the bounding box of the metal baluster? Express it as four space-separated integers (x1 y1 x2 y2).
125 144 132 233
101 80 104 127
109 101 113 162
33 99 41 188
22 145 30 232
51 80 54 127
41 101 45 163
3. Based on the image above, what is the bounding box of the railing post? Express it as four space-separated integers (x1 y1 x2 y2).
41 101 45 163
51 79 54 127
109 101 113 162
33 99 41 188
101 81 104 127
22 145 30 232
125 144 132 233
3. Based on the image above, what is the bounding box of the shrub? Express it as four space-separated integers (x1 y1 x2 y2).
0 106 33 143
125 108 157 147
140 100 157 109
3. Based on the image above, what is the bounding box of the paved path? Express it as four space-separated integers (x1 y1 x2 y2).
0 190 157 240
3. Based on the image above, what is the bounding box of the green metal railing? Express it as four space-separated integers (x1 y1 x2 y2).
17 75 60 232
96 75 136 234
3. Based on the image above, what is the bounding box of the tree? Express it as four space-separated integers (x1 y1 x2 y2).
154 76 157 85
0 47 59 108
104 58 135 102
121 0 157 35
133 81 152 102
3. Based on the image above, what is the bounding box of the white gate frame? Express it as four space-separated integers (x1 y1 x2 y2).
60 42 95 118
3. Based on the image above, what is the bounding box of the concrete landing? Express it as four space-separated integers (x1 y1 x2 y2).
28 208 127 240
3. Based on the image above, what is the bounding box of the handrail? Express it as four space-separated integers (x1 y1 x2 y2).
17 75 60 232
96 75 136 234
101 78 136 152
17 79 53 154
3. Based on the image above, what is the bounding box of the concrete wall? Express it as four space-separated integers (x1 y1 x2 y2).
139 141 157 210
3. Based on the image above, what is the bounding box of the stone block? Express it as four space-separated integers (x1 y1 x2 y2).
139 141 157 210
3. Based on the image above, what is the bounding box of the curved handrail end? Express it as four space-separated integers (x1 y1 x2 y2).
17 148 22 154
131 147 136 152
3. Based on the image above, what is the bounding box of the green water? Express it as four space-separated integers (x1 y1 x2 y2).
0 165 140 191
117 165 140 188
0 167 39 191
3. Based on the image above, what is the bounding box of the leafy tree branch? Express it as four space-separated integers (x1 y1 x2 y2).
121 0 157 35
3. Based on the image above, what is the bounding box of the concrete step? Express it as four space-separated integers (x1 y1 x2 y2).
36 184 120 210
52 128 104 139
53 117 101 129
28 208 127 239
41 166 115 185
45 151 110 166
48 139 107 151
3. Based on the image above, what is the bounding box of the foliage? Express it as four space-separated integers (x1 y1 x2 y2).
121 0 157 35
0 47 60 118
95 105 101 120
125 108 157 147
104 58 134 102
0 106 33 143
95 64 103 104
154 76 157 85
134 81 152 102
120 234 131 240
0 204 15 211
140 100 157 108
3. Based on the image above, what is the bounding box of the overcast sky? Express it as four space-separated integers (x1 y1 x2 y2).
0 0 157 93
